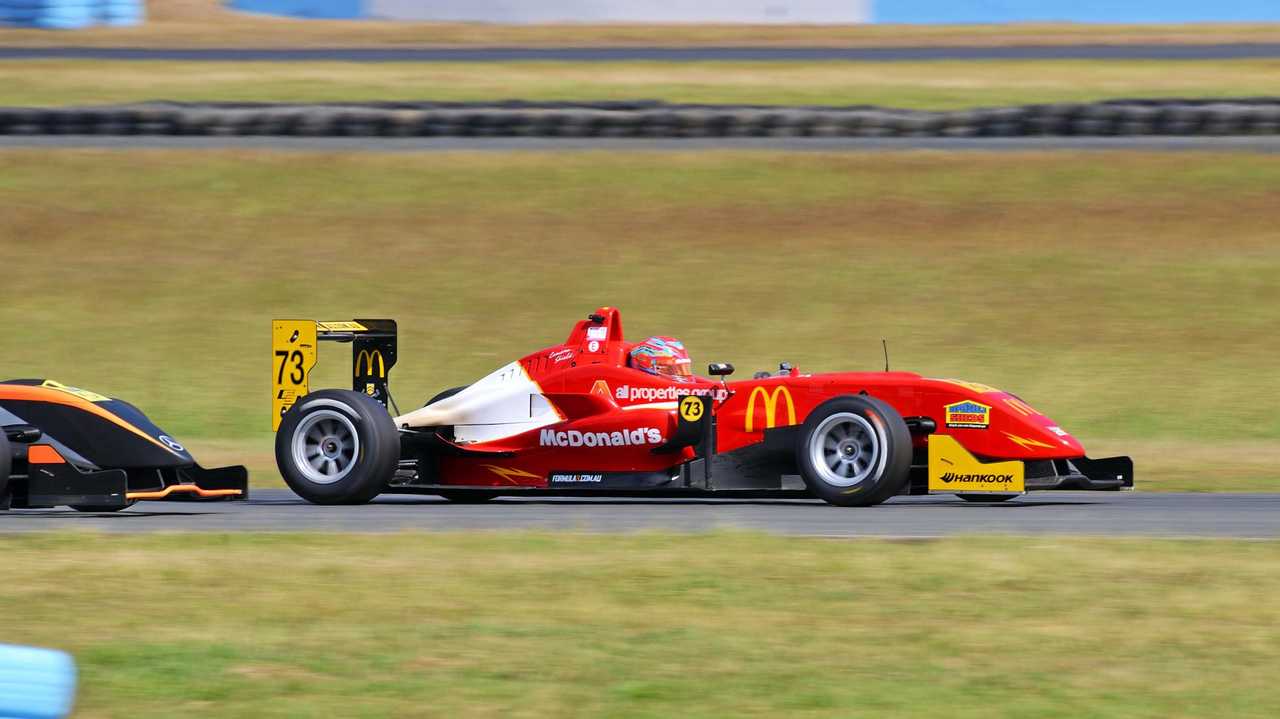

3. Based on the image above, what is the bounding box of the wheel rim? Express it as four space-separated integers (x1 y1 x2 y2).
291 410 360 485
808 412 884 488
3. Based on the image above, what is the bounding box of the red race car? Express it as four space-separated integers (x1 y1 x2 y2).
270 308 1132 506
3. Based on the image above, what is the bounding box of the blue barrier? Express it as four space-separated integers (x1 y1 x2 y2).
874 1 1280 23
0 0 144 28
229 0 363 20
0 644 76 719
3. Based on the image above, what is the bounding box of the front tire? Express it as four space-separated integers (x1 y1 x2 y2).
275 389 399 505
795 395 912 507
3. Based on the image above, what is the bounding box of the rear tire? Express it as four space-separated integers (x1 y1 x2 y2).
795 395 912 507
275 389 399 505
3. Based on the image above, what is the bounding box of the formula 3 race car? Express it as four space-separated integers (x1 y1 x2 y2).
1 380 248 511
270 308 1132 507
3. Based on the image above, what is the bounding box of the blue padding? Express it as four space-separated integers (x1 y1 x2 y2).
0 0 145 27
0 644 76 719
100 0 144 25
875 1 1280 23
229 0 364 20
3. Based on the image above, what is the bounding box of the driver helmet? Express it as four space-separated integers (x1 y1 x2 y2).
629 336 693 381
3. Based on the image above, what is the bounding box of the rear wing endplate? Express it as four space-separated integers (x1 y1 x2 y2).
271 319 398 430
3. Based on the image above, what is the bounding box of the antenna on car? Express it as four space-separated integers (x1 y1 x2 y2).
882 339 890 372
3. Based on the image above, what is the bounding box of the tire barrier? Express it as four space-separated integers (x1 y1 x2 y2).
4 99 1280 138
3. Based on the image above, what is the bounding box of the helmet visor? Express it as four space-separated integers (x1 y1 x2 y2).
654 356 693 379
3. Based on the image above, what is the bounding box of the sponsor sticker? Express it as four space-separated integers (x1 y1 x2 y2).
550 473 604 484
944 400 991 429
937 471 1016 486
615 385 730 402
158 435 186 453
1047 426 1069 437
745 386 796 432
548 349 575 363
587 326 608 340
540 427 662 448
590 380 612 398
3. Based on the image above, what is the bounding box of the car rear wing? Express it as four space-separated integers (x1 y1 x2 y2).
271 319 398 430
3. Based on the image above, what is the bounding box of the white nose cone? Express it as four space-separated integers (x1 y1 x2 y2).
394 362 562 443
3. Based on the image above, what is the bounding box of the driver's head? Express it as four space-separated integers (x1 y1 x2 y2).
629 336 693 381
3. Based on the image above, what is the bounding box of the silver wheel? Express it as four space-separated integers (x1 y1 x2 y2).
807 411 885 488
291 410 360 485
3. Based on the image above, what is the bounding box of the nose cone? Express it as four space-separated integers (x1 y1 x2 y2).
1002 414 1085 457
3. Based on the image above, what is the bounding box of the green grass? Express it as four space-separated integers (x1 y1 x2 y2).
5 58 1280 108
3 533 1279 718
0 149 1276 491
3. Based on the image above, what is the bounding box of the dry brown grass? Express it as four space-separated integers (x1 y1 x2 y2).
3 533 1279 717
2 1 1280 48
9 58 1280 108
0 150 1275 488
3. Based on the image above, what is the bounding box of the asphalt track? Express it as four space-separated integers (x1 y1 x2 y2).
5 44 1280 62
7 136 1280 153
1 490 1277 537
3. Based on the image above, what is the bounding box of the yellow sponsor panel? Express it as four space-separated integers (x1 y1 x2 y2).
272 320 318 430
317 321 368 332
928 434 1025 494
745 385 796 432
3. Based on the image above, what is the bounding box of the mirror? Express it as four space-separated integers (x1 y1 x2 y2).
707 363 735 377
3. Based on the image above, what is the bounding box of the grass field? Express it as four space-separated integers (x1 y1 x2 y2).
2 1 1280 48
0 149 1275 491
6 58 1280 108
2 533 1278 718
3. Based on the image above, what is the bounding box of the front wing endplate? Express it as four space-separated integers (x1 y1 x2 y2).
927 434 1025 494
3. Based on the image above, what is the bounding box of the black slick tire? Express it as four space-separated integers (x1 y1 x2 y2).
275 389 399 505
794 395 912 507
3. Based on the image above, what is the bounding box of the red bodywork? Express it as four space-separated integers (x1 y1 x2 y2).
432 307 1087 489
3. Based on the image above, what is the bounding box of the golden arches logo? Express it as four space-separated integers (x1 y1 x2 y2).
355 349 386 378
745 386 796 432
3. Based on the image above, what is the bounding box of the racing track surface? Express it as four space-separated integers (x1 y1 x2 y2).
7 137 1280 153
2 490 1278 537
6 45 1280 62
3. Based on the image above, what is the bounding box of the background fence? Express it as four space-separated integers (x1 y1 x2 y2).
227 0 1280 23
0 0 144 28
